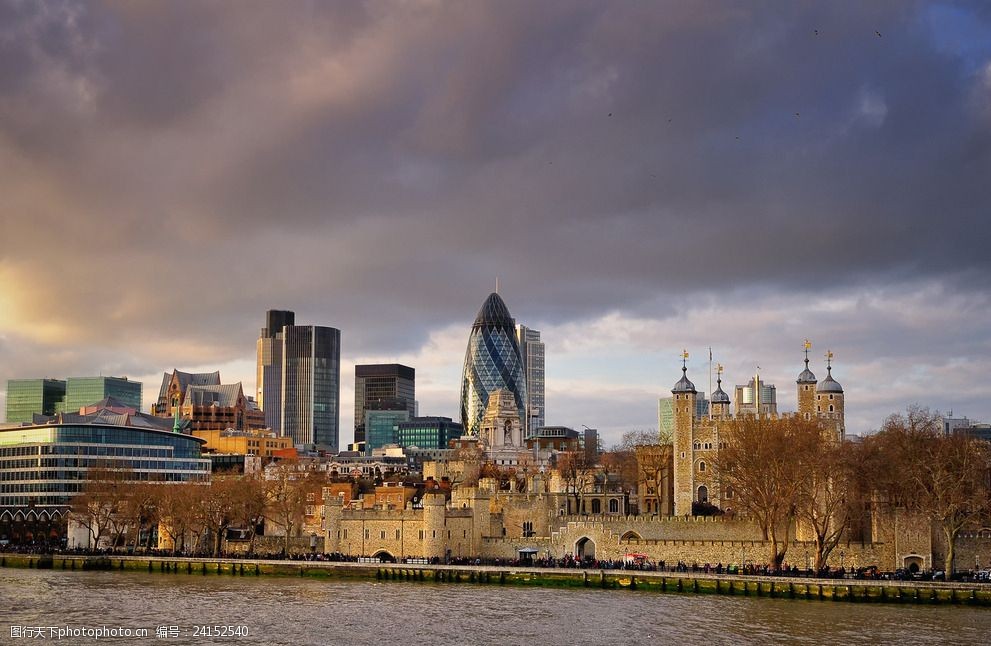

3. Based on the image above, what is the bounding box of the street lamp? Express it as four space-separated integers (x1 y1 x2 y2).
840 550 845 576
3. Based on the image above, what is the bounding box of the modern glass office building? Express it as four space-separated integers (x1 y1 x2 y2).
5 379 66 423
63 377 142 413
396 417 463 450
256 309 295 434
363 409 410 456
353 364 415 445
460 293 527 437
256 311 341 451
0 404 210 546
281 324 341 451
515 325 545 434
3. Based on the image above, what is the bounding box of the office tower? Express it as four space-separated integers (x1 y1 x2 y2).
353 364 415 444
281 324 341 451
460 292 527 437
256 309 295 433
734 377 777 416
4 378 66 423
515 324 545 435
63 376 142 413
256 310 341 451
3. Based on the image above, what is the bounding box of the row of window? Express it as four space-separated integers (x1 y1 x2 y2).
340 528 471 541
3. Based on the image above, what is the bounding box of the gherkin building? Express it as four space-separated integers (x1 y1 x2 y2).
460 293 527 437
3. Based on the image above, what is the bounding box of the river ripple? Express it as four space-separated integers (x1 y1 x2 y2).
0 568 986 645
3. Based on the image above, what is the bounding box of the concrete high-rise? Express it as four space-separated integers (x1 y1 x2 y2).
460 293 527 437
353 364 415 444
256 310 295 434
515 325 544 435
256 310 341 451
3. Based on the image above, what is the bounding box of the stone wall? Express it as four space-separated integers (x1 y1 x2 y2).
225 535 323 557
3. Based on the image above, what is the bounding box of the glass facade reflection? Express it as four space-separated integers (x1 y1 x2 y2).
397 417 463 450
460 293 527 437
5 379 66 423
0 424 210 514
63 377 142 413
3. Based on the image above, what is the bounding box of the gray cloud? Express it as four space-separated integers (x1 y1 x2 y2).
1 1 989 435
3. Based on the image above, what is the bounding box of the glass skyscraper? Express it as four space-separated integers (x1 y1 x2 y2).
256 311 341 451
256 309 295 434
460 293 527 437
281 324 341 451
515 325 545 434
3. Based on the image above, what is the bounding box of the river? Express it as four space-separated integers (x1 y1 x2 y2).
0 568 985 645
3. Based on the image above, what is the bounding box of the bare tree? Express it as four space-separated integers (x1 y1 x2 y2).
556 451 595 515
795 437 863 571
869 407 991 574
229 474 267 555
157 483 198 555
265 461 324 555
70 466 132 550
193 476 242 557
713 415 820 570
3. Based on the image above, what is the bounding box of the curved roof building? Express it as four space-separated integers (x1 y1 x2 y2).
460 293 527 437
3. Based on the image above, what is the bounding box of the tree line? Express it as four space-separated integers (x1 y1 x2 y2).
70 461 325 557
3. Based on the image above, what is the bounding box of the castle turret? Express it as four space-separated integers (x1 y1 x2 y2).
322 487 343 554
815 351 845 439
672 352 697 516
797 340 817 419
422 491 447 560
711 364 731 419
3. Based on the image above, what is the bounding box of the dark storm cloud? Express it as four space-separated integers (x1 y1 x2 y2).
1 1 990 431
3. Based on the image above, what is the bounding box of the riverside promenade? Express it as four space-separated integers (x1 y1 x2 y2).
3 553 990 606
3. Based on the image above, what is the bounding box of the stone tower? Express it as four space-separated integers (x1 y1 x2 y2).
671 357 698 516
815 351 844 439
797 341 817 420
322 490 344 554
479 388 523 449
422 491 447 560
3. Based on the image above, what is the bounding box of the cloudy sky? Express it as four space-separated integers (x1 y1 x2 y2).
1 1 989 446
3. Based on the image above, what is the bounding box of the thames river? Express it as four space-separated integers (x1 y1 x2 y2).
1 568 986 645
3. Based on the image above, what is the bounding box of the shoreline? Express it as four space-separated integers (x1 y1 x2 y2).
2 554 989 606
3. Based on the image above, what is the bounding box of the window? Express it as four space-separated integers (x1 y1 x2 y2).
698 461 706 473
609 499 619 513
591 499 601 514
380 530 386 540
418 530 424 540
828 405 834 412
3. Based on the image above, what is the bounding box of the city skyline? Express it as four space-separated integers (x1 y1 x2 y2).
1 2 990 445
